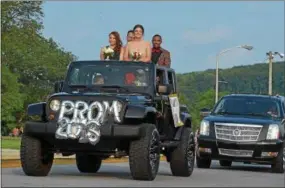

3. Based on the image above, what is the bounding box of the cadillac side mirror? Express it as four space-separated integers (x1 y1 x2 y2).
54 81 63 93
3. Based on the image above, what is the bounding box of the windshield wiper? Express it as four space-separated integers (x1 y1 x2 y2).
245 113 278 118
99 85 130 92
69 85 100 92
215 111 243 115
217 111 277 118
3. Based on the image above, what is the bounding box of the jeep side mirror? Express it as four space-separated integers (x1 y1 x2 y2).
158 84 172 95
54 81 64 93
200 108 211 118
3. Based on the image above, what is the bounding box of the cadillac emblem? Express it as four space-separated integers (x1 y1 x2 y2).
233 129 241 136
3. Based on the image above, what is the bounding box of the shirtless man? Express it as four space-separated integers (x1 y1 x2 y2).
123 24 152 63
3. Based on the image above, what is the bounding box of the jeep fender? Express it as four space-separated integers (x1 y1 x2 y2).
174 126 194 141
124 104 156 120
27 102 47 121
180 113 192 128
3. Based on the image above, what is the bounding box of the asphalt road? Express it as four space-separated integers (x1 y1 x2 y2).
2 161 284 187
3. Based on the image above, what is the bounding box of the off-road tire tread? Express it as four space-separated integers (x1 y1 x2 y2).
20 133 54 176
76 154 102 173
129 124 160 180
170 127 195 177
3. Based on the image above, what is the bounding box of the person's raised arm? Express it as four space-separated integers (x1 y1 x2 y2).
123 43 130 61
100 47 104 60
119 47 124 61
143 41 152 63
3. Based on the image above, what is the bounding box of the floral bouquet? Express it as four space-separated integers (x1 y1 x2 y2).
131 51 142 61
102 47 114 60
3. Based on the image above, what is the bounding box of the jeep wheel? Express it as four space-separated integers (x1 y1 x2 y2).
20 133 54 176
170 127 195 177
219 160 232 167
271 143 284 173
129 124 160 181
196 156 211 168
76 154 102 173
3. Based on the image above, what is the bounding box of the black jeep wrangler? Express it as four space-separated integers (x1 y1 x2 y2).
20 60 195 180
196 94 285 173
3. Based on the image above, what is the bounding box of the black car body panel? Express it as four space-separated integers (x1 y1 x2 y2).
27 102 47 120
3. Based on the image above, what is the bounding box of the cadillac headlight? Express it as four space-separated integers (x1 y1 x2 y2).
200 120 210 136
266 124 279 140
49 100 61 111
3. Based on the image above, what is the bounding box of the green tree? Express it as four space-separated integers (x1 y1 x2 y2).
186 89 230 130
1 1 77 134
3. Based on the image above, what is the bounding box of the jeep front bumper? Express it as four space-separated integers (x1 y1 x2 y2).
24 121 143 139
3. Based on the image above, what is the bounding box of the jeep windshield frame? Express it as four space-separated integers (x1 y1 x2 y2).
212 95 284 120
62 60 156 97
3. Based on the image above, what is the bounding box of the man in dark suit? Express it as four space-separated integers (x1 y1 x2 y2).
151 34 171 67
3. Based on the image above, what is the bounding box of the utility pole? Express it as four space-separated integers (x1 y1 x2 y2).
266 51 274 95
215 55 219 103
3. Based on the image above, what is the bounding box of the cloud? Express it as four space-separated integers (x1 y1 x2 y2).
182 26 233 45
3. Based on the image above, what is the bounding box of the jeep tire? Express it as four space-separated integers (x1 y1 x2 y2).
271 143 284 173
20 133 54 176
219 160 232 167
76 154 102 173
129 124 160 181
170 127 195 177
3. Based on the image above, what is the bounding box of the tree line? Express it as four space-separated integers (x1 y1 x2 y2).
1 2 76 135
177 61 285 129
1 2 284 134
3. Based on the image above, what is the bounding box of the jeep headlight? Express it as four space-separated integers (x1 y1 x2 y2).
266 124 279 140
49 100 61 111
200 120 210 136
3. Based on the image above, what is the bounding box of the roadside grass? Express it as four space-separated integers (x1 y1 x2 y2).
1 136 21 150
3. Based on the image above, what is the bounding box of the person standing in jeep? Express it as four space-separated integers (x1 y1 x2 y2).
151 34 171 67
121 30 134 60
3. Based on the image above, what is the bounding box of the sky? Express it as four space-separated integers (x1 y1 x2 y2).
42 1 285 74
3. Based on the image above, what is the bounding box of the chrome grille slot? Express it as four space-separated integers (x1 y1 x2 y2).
214 123 262 142
219 148 253 157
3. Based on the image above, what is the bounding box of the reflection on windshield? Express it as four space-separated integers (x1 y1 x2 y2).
213 97 281 118
68 64 150 87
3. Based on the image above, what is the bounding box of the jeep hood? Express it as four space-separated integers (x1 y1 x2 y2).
49 92 150 104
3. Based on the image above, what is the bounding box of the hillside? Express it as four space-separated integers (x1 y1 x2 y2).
177 61 285 101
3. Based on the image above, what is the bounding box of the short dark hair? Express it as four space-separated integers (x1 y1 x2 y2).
133 24 144 34
152 34 162 40
127 30 134 35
